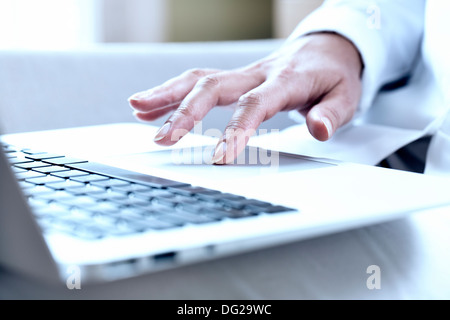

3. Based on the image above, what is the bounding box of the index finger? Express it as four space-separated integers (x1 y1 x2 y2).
128 68 220 113
153 68 266 146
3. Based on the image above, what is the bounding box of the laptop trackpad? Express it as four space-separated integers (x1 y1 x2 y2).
110 146 334 182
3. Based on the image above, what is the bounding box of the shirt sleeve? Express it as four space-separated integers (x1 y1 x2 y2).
286 0 426 113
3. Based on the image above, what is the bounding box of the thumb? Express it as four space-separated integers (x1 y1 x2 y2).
305 88 358 141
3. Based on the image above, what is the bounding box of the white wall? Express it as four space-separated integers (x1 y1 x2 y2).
0 0 101 49
101 0 168 43
0 0 325 48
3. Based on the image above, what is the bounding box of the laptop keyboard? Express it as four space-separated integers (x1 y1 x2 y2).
2 143 296 240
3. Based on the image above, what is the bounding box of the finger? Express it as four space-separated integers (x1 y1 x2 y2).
212 80 289 165
128 68 220 112
133 104 179 122
305 83 359 141
153 68 266 146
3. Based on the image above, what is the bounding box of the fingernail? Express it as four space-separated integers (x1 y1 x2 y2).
321 116 333 139
128 90 152 102
132 110 144 121
154 122 171 142
128 93 142 102
211 141 227 164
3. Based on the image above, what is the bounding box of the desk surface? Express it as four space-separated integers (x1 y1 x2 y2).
1 206 449 300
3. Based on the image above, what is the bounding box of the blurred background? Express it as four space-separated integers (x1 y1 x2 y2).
0 0 323 49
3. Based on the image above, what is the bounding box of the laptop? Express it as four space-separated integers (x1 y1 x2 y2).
2 122 450 285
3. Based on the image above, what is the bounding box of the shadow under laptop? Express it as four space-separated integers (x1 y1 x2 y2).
0 216 421 299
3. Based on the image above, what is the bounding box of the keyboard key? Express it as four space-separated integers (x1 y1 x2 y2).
86 202 120 214
152 213 187 226
70 174 109 183
34 191 75 202
6 152 22 159
10 157 35 165
21 149 47 155
153 197 181 207
58 196 99 208
67 162 190 188
3 145 17 153
18 181 36 189
196 193 245 202
12 167 27 173
112 184 152 194
15 171 46 180
118 207 150 219
23 185 56 196
64 185 105 195
241 199 273 210
15 161 52 169
46 180 86 190
133 189 175 199
261 206 296 214
158 210 216 225
65 208 95 222
90 179 131 188
71 225 107 240
90 212 118 225
51 170 90 178
112 217 145 232
89 214 124 232
111 197 153 208
43 157 88 165
117 216 176 231
141 218 179 230
25 153 64 160
219 198 272 210
25 176 66 185
32 203 71 218
39 217 76 234
91 191 128 201
33 166 70 174
156 195 198 208
169 186 221 197
47 217 106 240
28 197 50 209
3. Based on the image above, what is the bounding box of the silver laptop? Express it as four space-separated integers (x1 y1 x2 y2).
2 122 450 285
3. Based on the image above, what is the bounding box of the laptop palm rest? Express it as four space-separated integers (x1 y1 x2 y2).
106 146 335 183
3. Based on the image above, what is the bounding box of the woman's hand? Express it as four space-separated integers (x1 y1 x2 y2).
128 33 363 164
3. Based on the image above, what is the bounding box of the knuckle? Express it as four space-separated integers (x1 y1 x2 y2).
238 92 264 108
184 68 207 79
246 55 274 74
325 105 342 126
173 102 197 122
224 119 258 144
197 75 220 90
274 66 297 82
175 104 195 118
227 118 252 132
171 105 197 128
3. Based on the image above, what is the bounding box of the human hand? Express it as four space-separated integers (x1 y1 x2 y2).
128 33 363 164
